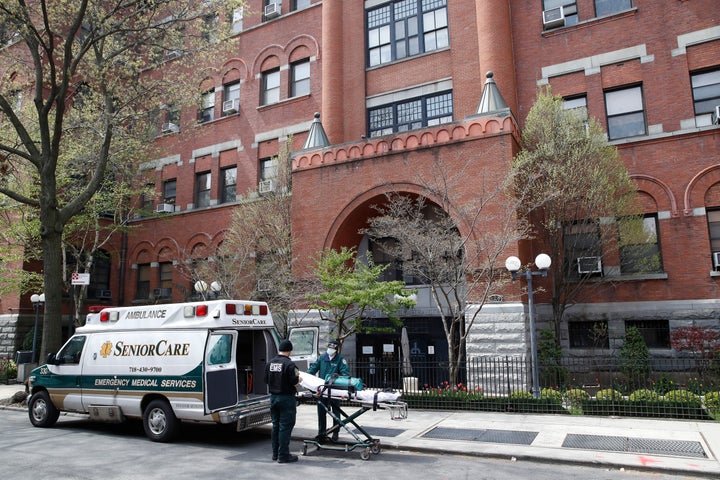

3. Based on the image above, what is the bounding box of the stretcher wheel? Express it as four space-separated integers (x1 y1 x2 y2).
360 448 371 460
371 444 381 455
302 444 308 456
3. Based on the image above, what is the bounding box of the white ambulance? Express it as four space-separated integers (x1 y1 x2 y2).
27 300 318 442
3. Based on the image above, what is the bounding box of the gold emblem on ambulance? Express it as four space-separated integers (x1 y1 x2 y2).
100 341 113 358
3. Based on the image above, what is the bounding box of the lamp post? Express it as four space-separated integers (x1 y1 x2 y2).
30 293 45 364
505 253 551 399
194 280 222 300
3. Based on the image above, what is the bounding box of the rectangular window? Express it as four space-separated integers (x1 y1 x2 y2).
231 7 243 34
292 0 311 11
625 320 670 349
202 13 219 43
568 321 609 349
605 85 646 140
262 69 280 105
619 215 663 274
163 179 176 204
199 89 215 123
691 68 720 127
223 82 240 116
196 172 211 208
707 209 720 268
136 264 151 300
595 0 632 17
542 1 578 28
368 91 453 137
291 60 311 97
157 262 173 299
260 157 278 181
221 166 237 203
141 183 154 213
563 222 601 277
367 0 448 68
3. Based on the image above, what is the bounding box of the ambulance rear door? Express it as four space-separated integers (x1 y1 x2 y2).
204 330 238 413
287 326 319 371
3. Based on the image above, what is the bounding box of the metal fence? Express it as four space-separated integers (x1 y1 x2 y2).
344 356 720 420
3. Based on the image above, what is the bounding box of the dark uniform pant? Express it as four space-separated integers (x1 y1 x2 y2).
270 394 297 458
317 397 340 436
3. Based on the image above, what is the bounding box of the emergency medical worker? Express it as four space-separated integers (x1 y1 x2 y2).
307 338 349 442
264 339 300 463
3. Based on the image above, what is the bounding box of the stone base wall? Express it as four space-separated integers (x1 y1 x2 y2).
0 314 19 358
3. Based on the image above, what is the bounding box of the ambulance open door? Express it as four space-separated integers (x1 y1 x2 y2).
204 330 239 413
287 326 319 371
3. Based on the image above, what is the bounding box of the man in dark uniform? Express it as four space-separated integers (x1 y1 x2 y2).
264 339 300 463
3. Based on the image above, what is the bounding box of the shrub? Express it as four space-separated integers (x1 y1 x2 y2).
509 390 533 400
595 388 622 401
702 391 720 411
564 388 589 406
628 389 660 402
541 388 562 401
0 357 18 382
651 374 677 395
664 389 701 404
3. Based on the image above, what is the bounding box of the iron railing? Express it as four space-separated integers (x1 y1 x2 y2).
342 356 720 420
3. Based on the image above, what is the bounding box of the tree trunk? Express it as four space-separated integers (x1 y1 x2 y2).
40 226 65 360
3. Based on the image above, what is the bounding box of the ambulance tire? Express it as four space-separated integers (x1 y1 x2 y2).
28 390 60 428
143 399 180 442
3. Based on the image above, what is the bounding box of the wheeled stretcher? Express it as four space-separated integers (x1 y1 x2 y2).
298 372 408 460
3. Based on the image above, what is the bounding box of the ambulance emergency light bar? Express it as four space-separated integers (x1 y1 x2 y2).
98 301 268 322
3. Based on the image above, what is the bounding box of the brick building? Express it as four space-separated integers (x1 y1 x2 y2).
2 1 719 370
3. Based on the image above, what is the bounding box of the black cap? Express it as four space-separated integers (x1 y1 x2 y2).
279 339 293 352
327 338 338 348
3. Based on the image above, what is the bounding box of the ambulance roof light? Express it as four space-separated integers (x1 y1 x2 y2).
196 304 208 317
226 303 237 315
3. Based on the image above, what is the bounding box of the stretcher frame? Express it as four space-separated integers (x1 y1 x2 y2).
300 383 408 460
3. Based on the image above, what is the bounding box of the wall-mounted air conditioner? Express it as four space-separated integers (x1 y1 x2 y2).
161 122 179 134
542 7 565 29
156 203 175 213
222 99 239 114
264 2 281 19
153 287 172 298
257 280 272 292
712 105 720 125
713 252 720 270
258 179 274 194
577 256 602 274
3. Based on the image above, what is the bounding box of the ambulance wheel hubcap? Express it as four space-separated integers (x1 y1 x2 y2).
32 400 48 421
148 408 167 434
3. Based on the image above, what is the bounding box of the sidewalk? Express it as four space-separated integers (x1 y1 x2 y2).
2 382 719 477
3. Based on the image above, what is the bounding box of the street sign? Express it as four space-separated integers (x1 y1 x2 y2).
71 273 90 285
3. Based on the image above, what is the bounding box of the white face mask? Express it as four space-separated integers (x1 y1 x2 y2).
326 348 336 357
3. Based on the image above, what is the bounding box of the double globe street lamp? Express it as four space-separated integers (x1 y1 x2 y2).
505 253 551 399
30 293 45 364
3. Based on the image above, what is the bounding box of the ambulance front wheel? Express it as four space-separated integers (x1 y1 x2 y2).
143 399 180 442
28 390 59 428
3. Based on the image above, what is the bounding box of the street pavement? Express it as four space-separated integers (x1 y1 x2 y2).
2 382 719 478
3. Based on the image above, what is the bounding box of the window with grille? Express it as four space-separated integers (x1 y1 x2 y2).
368 91 453 137
625 320 670 349
367 0 448 68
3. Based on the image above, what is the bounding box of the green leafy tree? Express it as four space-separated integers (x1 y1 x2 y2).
306 246 416 353
0 0 244 358
511 88 640 340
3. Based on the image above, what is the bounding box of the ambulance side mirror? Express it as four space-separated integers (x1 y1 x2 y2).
46 352 58 365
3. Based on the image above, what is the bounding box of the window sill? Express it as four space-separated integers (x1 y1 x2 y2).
542 8 637 37
257 93 311 112
570 273 668 282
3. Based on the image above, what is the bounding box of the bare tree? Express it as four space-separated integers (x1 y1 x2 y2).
365 158 531 385
511 88 640 341
0 0 244 357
